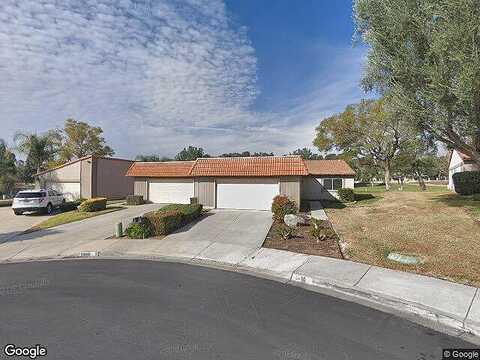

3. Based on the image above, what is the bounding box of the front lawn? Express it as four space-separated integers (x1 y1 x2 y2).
28 206 125 231
326 186 480 286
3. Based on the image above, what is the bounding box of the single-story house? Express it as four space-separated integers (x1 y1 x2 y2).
126 156 355 210
448 149 480 191
36 155 134 200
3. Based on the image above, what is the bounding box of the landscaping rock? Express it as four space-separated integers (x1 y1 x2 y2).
284 214 301 227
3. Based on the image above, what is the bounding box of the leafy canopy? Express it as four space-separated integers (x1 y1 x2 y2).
354 0 480 164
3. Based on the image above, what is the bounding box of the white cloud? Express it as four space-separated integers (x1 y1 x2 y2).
0 0 365 158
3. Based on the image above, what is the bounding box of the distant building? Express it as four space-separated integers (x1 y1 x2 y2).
448 150 480 191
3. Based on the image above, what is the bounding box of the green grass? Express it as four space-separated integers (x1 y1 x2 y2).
28 206 125 231
355 183 448 193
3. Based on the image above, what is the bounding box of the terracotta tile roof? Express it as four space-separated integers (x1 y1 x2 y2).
126 161 195 177
191 156 308 177
304 160 355 176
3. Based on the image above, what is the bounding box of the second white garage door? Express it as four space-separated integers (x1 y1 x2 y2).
216 178 279 210
149 178 194 204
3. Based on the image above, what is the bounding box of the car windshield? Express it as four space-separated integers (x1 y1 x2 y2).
15 192 46 198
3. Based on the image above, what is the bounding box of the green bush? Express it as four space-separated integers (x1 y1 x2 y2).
453 171 480 195
309 219 336 242
126 220 152 239
271 195 297 223
126 195 144 205
61 200 82 212
473 193 480 201
337 188 355 202
78 197 107 212
145 203 203 236
276 224 297 240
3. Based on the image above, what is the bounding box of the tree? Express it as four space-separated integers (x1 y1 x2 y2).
0 139 17 196
174 146 209 161
135 154 172 162
15 160 35 184
0 139 16 177
220 151 252 157
14 132 58 173
354 0 480 166
290 148 323 160
314 99 414 190
56 119 114 161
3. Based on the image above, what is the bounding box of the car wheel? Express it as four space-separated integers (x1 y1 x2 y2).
13 210 23 215
46 203 53 215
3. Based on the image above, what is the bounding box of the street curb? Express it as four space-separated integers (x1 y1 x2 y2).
1 253 479 345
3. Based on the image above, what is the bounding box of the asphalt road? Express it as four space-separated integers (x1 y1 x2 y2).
0 260 473 360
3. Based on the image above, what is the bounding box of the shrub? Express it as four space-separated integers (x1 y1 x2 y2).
337 188 355 202
78 197 107 212
473 193 480 201
126 220 152 239
145 203 203 236
126 195 144 205
271 195 297 222
309 220 336 242
276 224 297 240
61 200 82 212
452 171 480 195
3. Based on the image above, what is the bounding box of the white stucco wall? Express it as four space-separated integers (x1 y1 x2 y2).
448 150 480 190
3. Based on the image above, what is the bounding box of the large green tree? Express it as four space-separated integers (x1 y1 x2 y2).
0 139 17 195
289 148 323 160
354 0 480 165
14 132 58 173
314 99 414 189
56 119 114 162
175 146 209 161
135 154 172 162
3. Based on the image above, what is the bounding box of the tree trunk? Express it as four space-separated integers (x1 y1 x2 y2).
384 161 391 190
416 171 427 191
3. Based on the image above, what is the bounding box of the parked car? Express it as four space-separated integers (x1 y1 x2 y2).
12 189 65 215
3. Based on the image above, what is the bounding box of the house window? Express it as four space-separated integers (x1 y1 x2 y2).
323 178 343 191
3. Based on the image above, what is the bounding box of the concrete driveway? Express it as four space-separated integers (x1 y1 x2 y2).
0 206 52 243
105 210 273 264
0 204 162 261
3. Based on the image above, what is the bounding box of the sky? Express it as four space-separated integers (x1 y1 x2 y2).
0 0 367 159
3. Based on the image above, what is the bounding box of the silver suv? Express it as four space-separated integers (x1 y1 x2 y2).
12 189 65 215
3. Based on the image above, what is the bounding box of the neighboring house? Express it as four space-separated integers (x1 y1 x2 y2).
126 156 355 211
36 155 134 200
448 150 480 191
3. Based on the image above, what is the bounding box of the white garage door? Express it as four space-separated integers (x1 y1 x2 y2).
149 178 194 204
216 178 279 210
47 182 81 201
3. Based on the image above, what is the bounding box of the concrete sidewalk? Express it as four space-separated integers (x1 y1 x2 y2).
0 225 478 344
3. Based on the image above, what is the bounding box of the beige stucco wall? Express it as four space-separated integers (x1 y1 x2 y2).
301 176 354 201
133 178 148 200
80 158 92 198
194 177 215 207
37 161 81 185
95 158 134 199
279 176 301 208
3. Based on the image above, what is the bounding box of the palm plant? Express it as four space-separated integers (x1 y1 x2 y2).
14 132 59 174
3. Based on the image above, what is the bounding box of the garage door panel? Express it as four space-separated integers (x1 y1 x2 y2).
47 182 81 201
149 178 194 204
216 178 278 210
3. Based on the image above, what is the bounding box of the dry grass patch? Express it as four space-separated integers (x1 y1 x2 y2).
326 189 480 286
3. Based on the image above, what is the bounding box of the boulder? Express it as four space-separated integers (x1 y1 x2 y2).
284 214 301 227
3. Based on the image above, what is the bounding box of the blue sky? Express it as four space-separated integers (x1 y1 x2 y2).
0 0 367 158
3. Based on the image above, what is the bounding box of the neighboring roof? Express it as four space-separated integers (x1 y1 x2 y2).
191 156 309 177
35 155 133 176
126 161 196 177
304 160 356 176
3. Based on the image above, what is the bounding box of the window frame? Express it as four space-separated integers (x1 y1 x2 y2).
322 178 344 191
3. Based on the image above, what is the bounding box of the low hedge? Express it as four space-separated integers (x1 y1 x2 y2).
78 197 107 212
126 195 144 205
337 188 355 202
452 171 480 195
126 219 152 239
60 200 82 212
145 203 203 236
